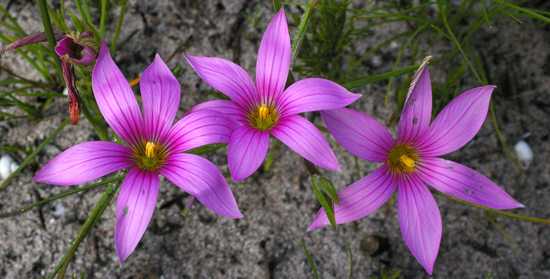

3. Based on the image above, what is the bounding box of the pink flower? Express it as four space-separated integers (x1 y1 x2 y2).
0 31 63 54
54 32 97 124
2 31 96 124
54 32 96 66
34 43 242 262
308 62 523 274
186 9 360 181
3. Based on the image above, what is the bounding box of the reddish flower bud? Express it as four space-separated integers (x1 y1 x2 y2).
55 33 96 65
0 31 63 55
60 60 80 124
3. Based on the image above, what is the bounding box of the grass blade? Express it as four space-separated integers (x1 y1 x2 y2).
343 64 418 90
291 0 318 62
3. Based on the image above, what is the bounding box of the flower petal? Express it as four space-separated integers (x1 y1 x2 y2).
271 115 339 171
321 108 394 162
140 54 181 143
185 55 257 108
115 168 159 262
308 166 395 230
256 9 291 104
190 100 247 128
227 126 269 181
33 141 132 186
397 175 442 275
397 62 432 143
277 78 360 116
165 109 232 153
161 153 242 218
92 43 143 145
418 86 495 156
418 158 523 209
55 36 95 65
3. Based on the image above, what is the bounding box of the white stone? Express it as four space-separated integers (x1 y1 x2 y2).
62 87 68 96
10 162 18 173
0 155 14 179
371 55 382 67
52 203 66 217
514 140 533 168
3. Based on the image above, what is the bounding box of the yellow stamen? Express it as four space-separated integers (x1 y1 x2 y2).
399 154 415 169
387 144 418 174
248 104 279 131
145 141 157 158
258 105 269 120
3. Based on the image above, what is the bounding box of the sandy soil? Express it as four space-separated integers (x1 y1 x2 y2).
1 1 549 278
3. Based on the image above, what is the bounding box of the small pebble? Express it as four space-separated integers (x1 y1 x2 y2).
370 55 382 67
10 162 18 173
514 140 533 169
0 154 14 179
52 203 66 217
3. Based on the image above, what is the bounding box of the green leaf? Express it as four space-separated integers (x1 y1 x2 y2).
69 11 85 32
187 143 225 155
316 175 339 203
291 0 317 62
495 0 550 24
273 0 282 11
311 175 336 228
99 0 109 38
300 239 320 279
263 139 280 172
343 64 418 90
111 0 129 52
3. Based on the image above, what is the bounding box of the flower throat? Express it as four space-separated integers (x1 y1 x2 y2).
248 104 279 131
133 141 167 171
387 144 418 174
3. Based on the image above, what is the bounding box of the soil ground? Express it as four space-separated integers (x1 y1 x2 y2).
1 1 550 278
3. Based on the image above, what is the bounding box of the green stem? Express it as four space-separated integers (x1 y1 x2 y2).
300 239 320 279
440 5 482 82
345 239 353 279
48 183 119 279
440 4 521 172
0 118 69 192
445 195 550 225
343 64 419 90
36 0 62 80
110 0 128 53
272 0 282 11
495 0 550 24
0 175 121 218
291 0 317 62
99 0 108 38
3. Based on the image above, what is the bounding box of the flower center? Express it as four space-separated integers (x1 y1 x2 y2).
248 104 279 131
387 144 418 174
133 141 167 171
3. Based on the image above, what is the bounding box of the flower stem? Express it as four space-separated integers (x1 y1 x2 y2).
0 118 69 192
99 0 108 38
444 194 550 225
291 0 317 62
0 175 121 218
36 0 63 79
300 239 320 279
110 0 128 53
439 3 522 173
47 182 119 279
